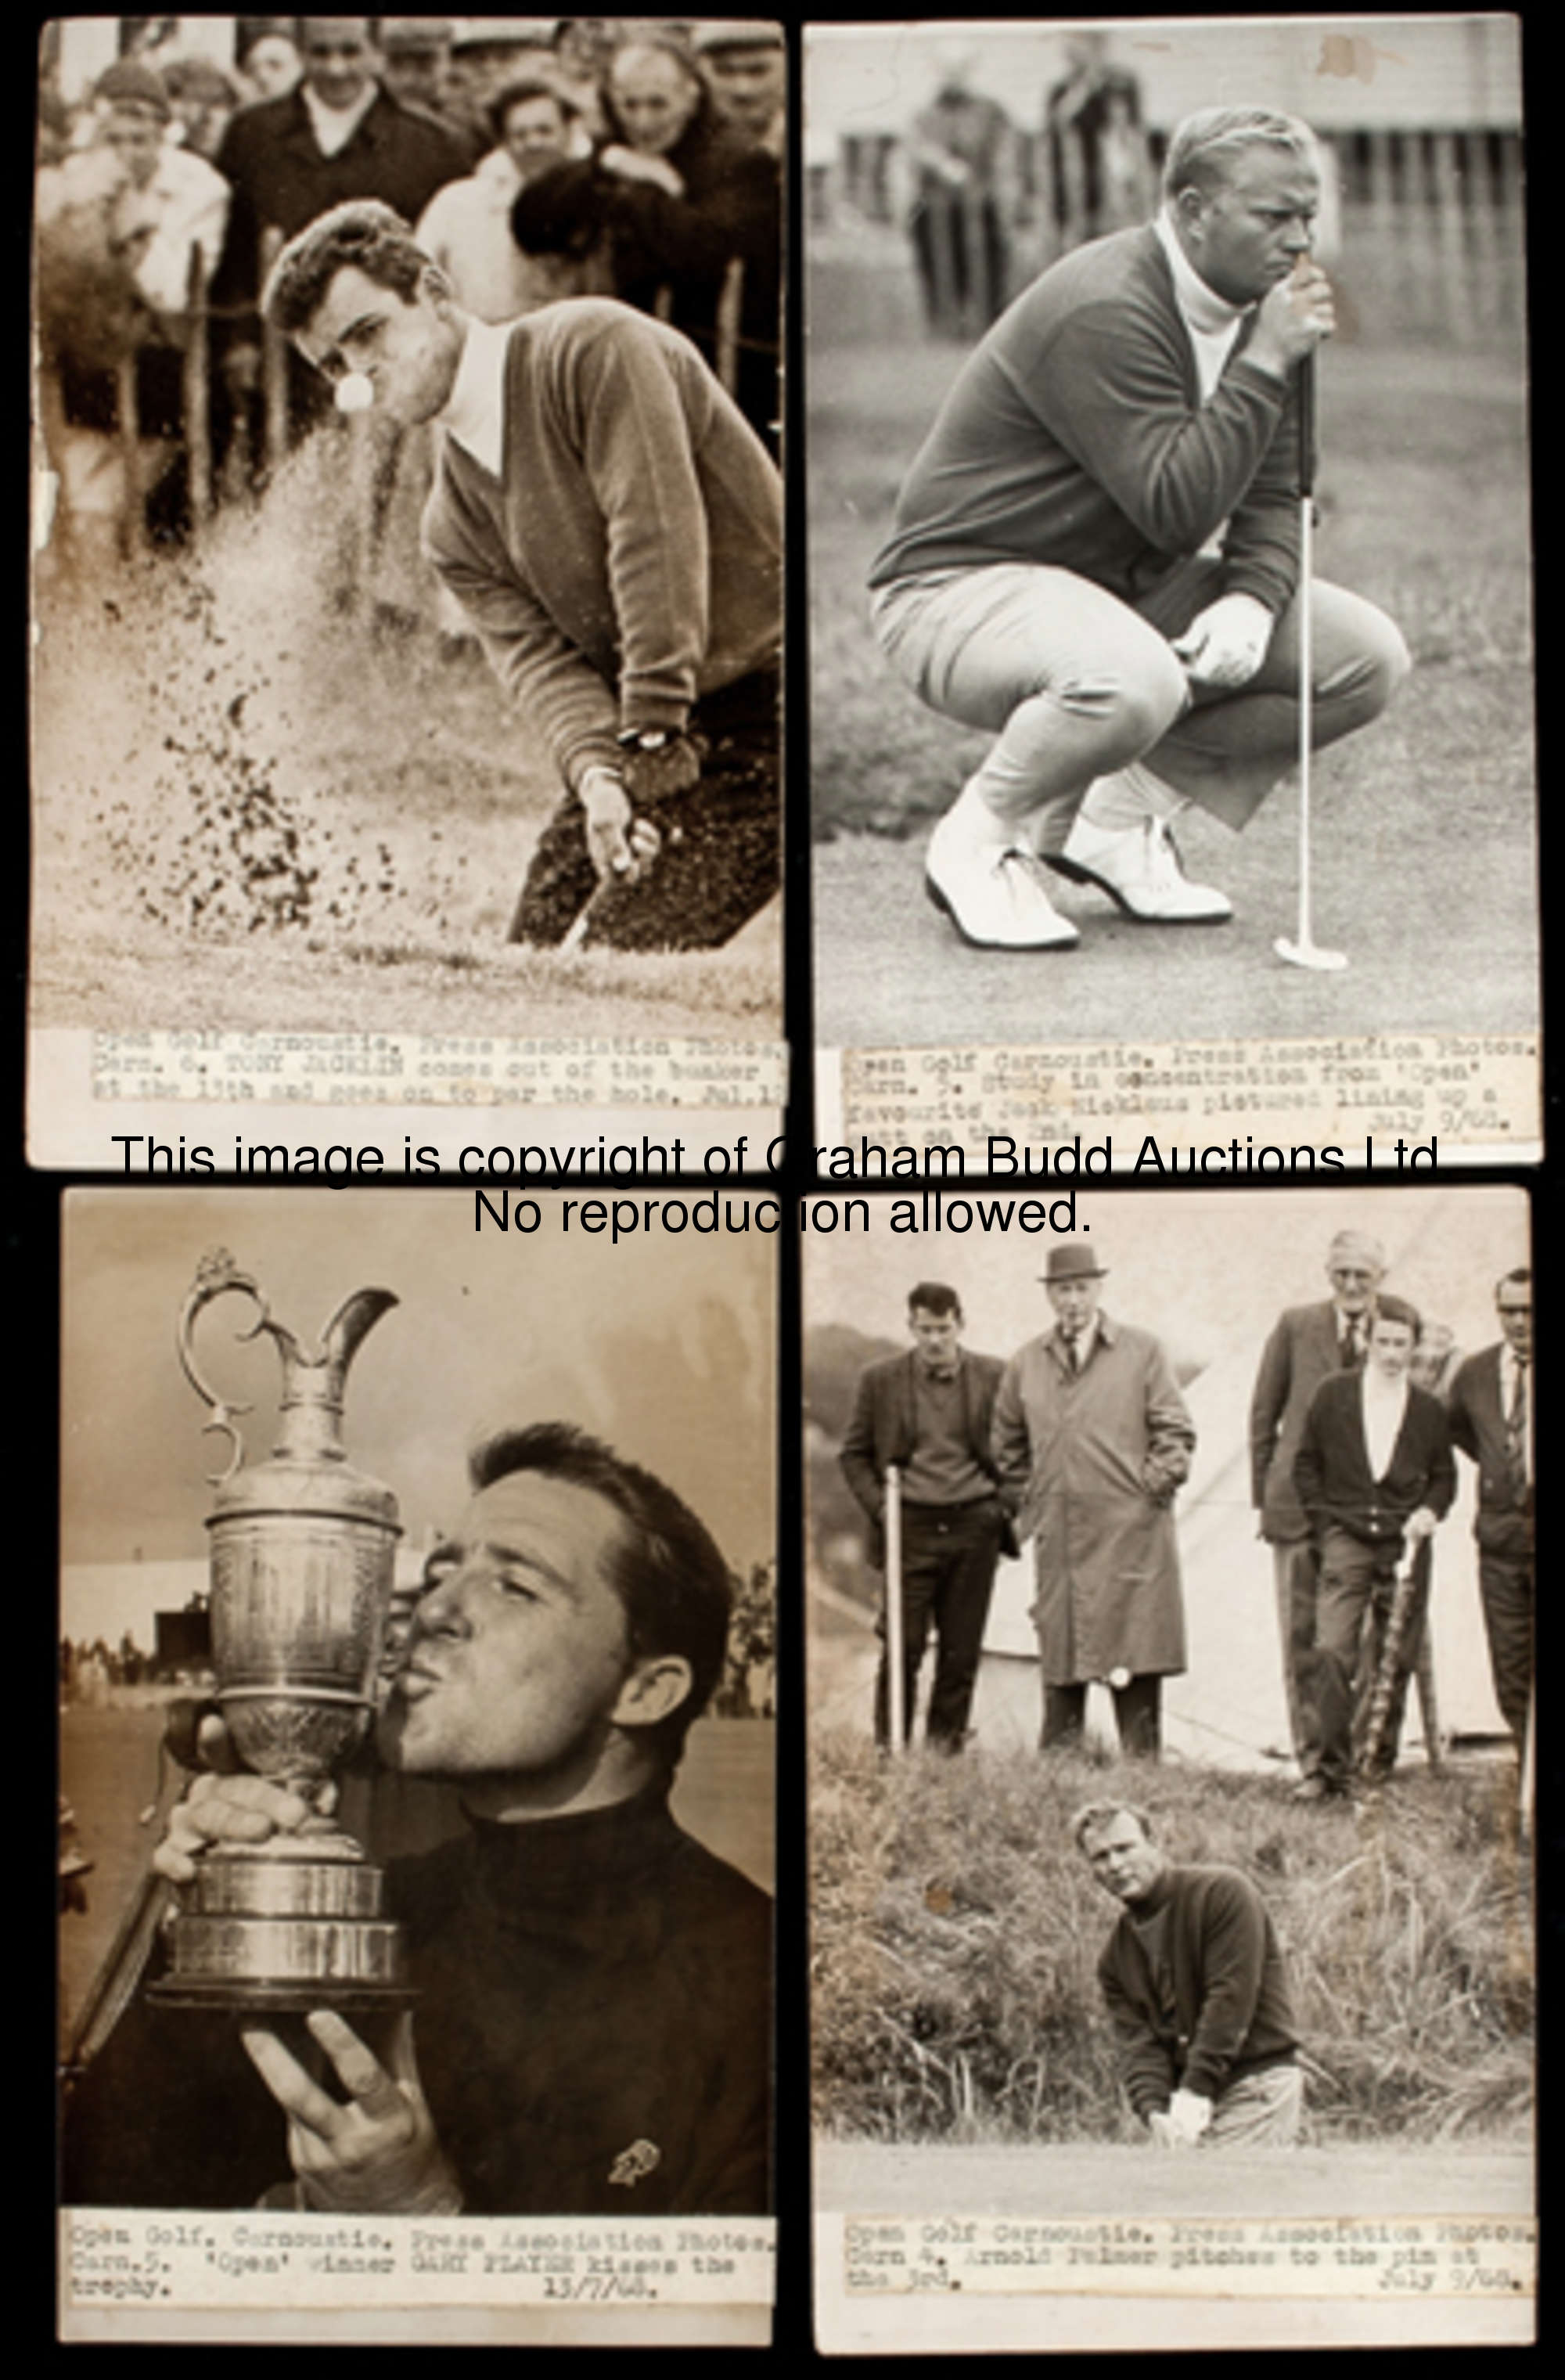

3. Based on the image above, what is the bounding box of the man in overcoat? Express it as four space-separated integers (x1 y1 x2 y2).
1248 1226 1386 1799
991 1243 1194 1755
1446 1268 1533 1752
840 1282 1013 1749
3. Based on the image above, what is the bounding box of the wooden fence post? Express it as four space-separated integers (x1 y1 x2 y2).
260 223 290 477
182 241 213 527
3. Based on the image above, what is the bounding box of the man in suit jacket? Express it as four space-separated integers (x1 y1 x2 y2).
1293 1295 1456 1797
210 18 469 447
1446 1269 1532 1750
840 1282 1013 1750
1250 1227 1386 1796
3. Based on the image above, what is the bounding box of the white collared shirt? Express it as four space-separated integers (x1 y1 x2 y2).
302 78 379 160
1057 1314 1099 1373
1153 208 1250 404
437 313 513 478
1498 1345 1532 1483
1360 1367 1409 1483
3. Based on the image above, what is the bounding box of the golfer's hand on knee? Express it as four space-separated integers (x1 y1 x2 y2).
1172 592 1275 689
581 766 658 887
242 2011 462 2214
1248 259 1335 378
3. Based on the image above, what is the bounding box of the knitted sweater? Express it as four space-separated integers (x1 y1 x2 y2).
422 298 781 792
61 1785 771 2214
869 223 1302 614
1097 1863 1300 2115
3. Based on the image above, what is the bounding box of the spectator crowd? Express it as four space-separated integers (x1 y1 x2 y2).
35 18 784 570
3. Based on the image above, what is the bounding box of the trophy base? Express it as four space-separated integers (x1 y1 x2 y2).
149 1835 412 2013
147 1975 415 2014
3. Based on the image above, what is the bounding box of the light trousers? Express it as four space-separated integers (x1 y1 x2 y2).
871 556 1409 848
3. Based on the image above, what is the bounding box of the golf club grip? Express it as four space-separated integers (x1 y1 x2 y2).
1297 351 1317 500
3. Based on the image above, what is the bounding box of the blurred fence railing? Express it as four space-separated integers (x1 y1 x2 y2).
54 232 752 560
809 124 1525 349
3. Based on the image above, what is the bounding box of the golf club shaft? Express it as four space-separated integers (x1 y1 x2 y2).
884 1464 906 1754
1296 351 1317 948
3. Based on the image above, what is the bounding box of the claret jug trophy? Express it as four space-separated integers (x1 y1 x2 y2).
149 1251 411 2011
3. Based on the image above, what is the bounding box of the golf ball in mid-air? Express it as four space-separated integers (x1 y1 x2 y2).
1107 1666 1131 1690
336 373 374 415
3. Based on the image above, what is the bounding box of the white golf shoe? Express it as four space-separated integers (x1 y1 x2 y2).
1050 814 1233 924
924 799 1079 950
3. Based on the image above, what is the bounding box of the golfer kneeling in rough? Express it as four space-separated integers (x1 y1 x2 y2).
263 200 781 951
869 105 1409 951
1074 1801 1304 2147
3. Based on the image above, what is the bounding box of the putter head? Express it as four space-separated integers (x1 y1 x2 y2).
1275 935 1347 972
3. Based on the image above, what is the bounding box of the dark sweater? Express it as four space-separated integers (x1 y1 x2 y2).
61 1784 771 2215
869 221 1301 616
1097 1863 1300 2114
422 300 781 793
1293 1371 1456 1554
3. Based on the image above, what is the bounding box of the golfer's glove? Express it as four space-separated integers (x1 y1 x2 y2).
1171 593 1275 689
1166 2089 1214 2146
617 728 702 807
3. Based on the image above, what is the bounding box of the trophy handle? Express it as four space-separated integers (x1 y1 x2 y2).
177 1250 282 1485
178 1255 400 1477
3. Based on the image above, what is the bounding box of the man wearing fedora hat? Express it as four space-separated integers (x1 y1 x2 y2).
992 1243 1194 1755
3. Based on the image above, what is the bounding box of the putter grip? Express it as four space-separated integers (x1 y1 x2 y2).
1297 351 1317 499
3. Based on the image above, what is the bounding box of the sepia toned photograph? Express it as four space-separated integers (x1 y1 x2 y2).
31 16 784 1160
58 1188 775 2344
806 18 1535 1138
804 1186 1533 2351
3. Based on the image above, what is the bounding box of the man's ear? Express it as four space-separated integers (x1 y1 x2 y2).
420 261 457 311
610 1654 695 1734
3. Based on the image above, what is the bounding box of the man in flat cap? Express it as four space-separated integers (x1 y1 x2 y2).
696 23 786 155
839 1280 1013 1751
1293 1294 1455 1798
1249 1226 1385 1800
993 1244 1194 1755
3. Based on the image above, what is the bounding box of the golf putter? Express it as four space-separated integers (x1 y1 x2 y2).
1275 347 1347 972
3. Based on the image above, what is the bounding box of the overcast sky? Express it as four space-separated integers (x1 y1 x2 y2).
62 1190 775 1572
804 1180 1527 1381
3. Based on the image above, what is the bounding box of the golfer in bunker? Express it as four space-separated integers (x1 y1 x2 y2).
263 200 781 952
868 106 1409 951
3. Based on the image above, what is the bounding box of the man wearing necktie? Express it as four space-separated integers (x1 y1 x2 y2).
992 1243 1195 1756
1447 1269 1534 1752
840 1283 1015 1749
1249 1228 1385 1800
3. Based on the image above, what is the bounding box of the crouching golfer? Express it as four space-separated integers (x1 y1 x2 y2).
868 105 1409 949
263 200 781 950
1074 1801 1303 2147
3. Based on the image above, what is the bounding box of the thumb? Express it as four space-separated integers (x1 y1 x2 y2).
384 2010 422 2090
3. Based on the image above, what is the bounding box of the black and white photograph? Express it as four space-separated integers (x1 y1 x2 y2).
806 18 1535 1125
31 16 784 1164
804 1186 1533 2351
57 1186 775 2344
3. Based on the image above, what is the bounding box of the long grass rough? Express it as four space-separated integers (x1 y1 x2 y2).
809 1731 1533 2146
